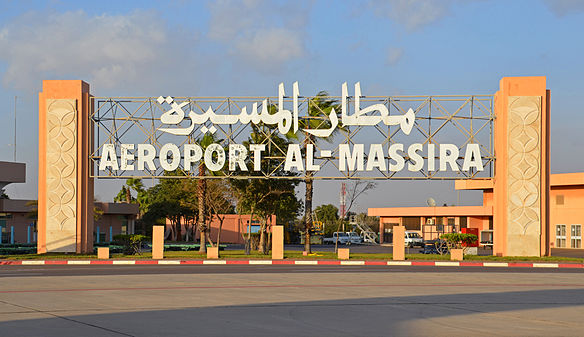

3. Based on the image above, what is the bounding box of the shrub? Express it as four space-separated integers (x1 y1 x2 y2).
112 234 148 255
439 233 478 251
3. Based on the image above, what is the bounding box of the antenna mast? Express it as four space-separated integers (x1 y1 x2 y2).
340 182 346 220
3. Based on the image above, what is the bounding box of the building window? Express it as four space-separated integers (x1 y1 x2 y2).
435 217 444 232
459 217 467 229
556 224 566 248
0 225 9 244
571 225 581 249
403 217 421 231
556 195 564 205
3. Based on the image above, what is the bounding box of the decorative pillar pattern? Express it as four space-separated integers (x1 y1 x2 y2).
506 96 541 256
45 99 78 252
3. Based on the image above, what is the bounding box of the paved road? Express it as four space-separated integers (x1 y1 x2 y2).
0 264 583 277
0 265 583 336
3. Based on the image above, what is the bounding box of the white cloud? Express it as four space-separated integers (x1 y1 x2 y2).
386 47 403 65
235 28 304 70
370 0 468 31
0 10 196 92
207 0 310 71
543 0 584 16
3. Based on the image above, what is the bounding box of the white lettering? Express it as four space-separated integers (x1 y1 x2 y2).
389 144 405 172
183 144 202 171
284 144 304 171
440 144 459 171
408 143 424 172
120 144 134 171
462 144 484 171
428 143 435 171
229 144 248 171
306 144 320 171
204 144 226 171
137 144 156 171
339 144 364 171
160 143 181 171
249 144 265 171
366 144 386 171
99 144 119 171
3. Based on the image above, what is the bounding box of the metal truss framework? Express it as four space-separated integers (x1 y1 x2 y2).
90 94 494 180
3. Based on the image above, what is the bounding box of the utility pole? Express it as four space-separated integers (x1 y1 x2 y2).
13 96 17 162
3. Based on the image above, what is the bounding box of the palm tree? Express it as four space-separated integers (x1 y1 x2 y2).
115 178 144 204
25 200 38 221
298 92 341 253
196 134 219 253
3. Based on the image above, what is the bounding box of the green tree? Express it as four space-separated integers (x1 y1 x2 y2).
315 204 339 235
25 200 38 220
315 204 339 224
196 134 223 252
142 172 193 241
205 179 236 247
297 92 341 253
232 122 301 254
114 178 149 217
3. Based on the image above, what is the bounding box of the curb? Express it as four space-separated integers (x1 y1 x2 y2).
1 260 583 269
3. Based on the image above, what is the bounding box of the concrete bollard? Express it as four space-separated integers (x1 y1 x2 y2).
97 247 109 259
152 225 164 260
272 225 284 260
207 246 219 259
338 248 350 260
450 248 464 261
393 226 405 261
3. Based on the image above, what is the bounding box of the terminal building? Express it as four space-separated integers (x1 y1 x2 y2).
369 172 584 252
0 161 138 245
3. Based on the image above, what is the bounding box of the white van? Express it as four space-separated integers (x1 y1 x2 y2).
405 231 423 247
322 232 351 245
347 232 363 244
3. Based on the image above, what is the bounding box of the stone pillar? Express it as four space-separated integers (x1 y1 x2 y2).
338 248 350 260
207 246 219 259
379 220 384 244
38 80 93 254
272 225 284 260
393 225 405 260
494 77 550 256
152 225 164 259
97 247 109 259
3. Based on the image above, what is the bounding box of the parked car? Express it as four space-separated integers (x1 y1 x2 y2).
347 232 363 244
422 239 449 254
322 232 351 245
405 231 424 248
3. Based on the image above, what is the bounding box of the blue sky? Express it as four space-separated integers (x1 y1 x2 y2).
1 0 583 212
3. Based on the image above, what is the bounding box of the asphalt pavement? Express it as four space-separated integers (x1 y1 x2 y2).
0 265 583 336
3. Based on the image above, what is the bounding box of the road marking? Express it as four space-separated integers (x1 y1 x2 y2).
249 260 272 265
340 260 365 265
387 261 411 266
295 260 318 265
533 263 559 268
3 282 584 294
21 260 45 265
435 261 460 266
67 260 91 265
203 260 226 265
112 260 136 265
157 260 180 265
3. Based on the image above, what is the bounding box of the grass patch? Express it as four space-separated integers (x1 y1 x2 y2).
1 249 582 263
